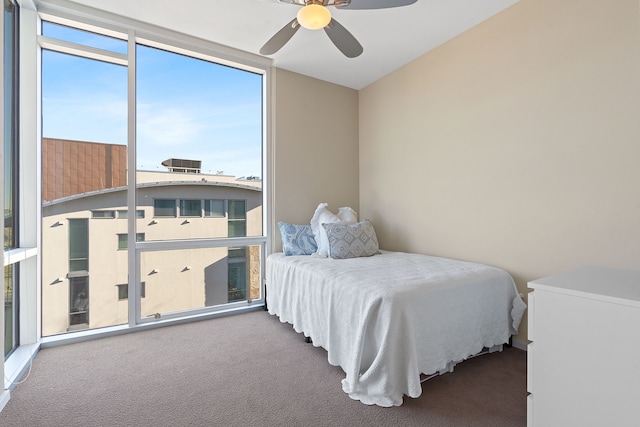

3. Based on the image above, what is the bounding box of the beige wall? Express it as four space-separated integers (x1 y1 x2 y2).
272 69 360 250
359 0 640 344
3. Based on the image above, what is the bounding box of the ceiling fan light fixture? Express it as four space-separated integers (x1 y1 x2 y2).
296 4 331 30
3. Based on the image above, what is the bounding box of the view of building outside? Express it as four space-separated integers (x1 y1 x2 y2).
41 138 263 336
40 18 265 336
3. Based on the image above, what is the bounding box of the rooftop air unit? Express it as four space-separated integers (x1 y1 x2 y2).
161 158 202 173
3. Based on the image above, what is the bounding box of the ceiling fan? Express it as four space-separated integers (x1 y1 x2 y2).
260 0 417 58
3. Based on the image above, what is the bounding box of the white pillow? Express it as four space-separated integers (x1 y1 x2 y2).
336 206 357 223
310 203 357 257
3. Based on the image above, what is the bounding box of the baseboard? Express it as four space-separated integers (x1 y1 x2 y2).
0 389 10 413
511 339 527 351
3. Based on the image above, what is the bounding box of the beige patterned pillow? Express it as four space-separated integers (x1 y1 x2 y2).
322 220 380 259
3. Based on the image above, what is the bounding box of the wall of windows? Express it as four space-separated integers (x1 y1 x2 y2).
38 5 270 336
2 1 270 410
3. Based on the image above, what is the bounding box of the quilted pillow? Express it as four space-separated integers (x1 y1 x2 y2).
278 222 318 256
322 220 380 259
310 203 357 257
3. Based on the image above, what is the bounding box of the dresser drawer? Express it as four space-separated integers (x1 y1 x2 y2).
527 394 534 427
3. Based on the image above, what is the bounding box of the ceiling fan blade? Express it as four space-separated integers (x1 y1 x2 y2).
260 18 301 55
335 0 417 10
323 18 363 58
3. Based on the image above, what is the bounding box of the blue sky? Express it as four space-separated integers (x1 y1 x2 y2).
41 23 263 178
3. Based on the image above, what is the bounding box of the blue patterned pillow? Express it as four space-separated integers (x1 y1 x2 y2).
278 222 318 256
322 220 380 259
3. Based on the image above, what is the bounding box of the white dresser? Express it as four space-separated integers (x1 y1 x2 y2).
527 265 640 427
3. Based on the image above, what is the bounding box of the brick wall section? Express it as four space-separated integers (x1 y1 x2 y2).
42 138 127 202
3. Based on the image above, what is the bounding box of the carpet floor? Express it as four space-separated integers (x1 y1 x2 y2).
0 310 527 426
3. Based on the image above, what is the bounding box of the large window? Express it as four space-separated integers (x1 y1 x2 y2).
135 43 263 241
39 12 268 336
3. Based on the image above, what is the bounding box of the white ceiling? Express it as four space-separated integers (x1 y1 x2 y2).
67 0 519 90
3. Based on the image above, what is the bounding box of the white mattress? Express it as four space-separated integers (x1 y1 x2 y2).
266 250 526 407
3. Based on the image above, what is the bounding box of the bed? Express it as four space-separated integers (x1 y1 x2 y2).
266 250 526 407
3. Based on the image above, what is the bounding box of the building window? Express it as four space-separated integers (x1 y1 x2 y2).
228 262 246 301
69 276 89 327
69 218 89 272
228 251 247 302
117 210 145 219
204 199 225 217
117 282 145 300
117 233 145 250
228 200 246 237
179 199 202 217
228 247 246 259
228 247 247 302
91 210 116 219
4 264 17 356
153 199 176 217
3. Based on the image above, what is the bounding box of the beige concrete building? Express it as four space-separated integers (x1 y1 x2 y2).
41 139 262 336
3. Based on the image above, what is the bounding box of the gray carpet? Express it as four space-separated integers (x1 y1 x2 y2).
0 310 527 426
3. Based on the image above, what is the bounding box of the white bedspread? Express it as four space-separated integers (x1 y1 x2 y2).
266 251 526 407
